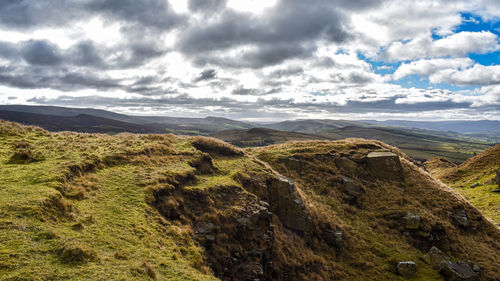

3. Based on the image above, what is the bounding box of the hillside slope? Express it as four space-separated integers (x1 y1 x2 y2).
210 127 329 147
427 144 500 223
1 120 499 280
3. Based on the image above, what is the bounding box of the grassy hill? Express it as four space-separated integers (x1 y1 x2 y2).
427 144 500 223
262 119 367 133
1 120 499 280
210 127 329 147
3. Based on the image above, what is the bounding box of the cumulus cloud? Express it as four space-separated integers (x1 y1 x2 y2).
394 58 500 86
430 64 500 86
176 0 352 68
383 31 499 61
393 58 474 80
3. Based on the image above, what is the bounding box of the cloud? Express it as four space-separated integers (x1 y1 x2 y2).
21 40 63 65
393 58 474 80
188 0 227 12
394 58 500 86
176 0 351 67
0 0 80 29
430 64 500 86
0 0 184 30
84 0 184 30
382 31 499 61
194 69 217 82
0 65 123 91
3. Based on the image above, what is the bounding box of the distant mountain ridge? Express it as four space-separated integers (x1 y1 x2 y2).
0 105 253 133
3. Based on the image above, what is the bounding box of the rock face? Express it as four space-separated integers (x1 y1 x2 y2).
150 179 276 281
397 261 417 277
365 151 404 181
267 176 311 234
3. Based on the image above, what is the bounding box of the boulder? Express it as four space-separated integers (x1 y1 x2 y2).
470 183 479 189
340 176 365 202
397 261 417 277
193 222 216 235
451 209 470 228
366 151 404 181
421 246 449 269
403 212 421 230
492 189 500 194
439 261 478 280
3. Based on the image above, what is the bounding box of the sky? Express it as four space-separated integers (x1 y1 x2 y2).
0 0 499 121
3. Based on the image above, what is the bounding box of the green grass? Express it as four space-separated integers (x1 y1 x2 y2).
445 172 500 223
0 124 217 280
427 144 500 223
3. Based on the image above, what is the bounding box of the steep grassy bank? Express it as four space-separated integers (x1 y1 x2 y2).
427 144 500 223
1 120 499 280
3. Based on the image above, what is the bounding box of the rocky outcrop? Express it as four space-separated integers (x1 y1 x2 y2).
421 247 480 280
268 176 311 234
153 184 275 281
439 261 479 280
365 151 404 181
421 246 449 269
235 172 312 235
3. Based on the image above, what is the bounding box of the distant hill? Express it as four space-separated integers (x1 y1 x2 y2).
427 144 500 223
0 105 254 133
0 110 168 134
320 126 493 163
262 119 367 133
210 127 329 147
